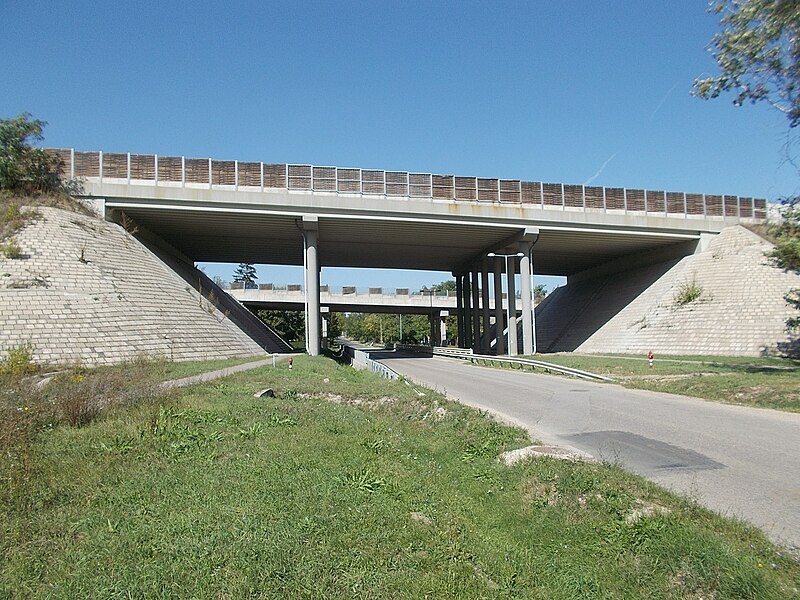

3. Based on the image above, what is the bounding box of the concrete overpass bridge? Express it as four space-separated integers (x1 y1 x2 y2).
229 285 461 314
48 148 767 356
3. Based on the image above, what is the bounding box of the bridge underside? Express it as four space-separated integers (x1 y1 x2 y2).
108 201 696 276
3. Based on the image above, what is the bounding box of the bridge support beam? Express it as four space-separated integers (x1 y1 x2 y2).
517 229 539 355
455 274 464 348
303 216 320 356
493 256 505 355
471 268 481 353
481 259 491 353
462 273 472 349
519 240 533 356
506 255 518 355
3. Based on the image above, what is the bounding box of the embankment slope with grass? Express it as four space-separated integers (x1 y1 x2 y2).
0 202 267 365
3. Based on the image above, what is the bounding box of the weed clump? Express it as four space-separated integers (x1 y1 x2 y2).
0 238 22 258
0 343 37 377
674 280 705 305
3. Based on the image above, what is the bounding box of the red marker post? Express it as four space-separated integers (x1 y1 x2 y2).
647 350 654 369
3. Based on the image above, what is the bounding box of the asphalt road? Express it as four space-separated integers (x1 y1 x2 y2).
371 350 800 550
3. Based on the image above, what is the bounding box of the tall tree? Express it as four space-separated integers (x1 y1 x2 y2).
693 0 800 126
232 263 258 289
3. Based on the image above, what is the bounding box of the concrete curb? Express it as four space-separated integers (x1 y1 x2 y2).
158 354 291 391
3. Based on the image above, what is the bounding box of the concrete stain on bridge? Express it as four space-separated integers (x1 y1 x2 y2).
564 430 725 474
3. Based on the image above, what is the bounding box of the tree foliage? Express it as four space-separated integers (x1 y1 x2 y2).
0 113 63 194
232 263 258 289
257 309 305 343
430 279 456 293
693 0 800 126
768 200 800 329
343 312 457 345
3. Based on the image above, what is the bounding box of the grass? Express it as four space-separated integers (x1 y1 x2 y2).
2 355 799 598
526 353 800 412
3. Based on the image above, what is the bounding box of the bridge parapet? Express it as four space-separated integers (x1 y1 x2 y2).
229 284 457 297
46 148 767 222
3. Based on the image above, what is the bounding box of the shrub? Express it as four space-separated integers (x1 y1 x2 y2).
674 280 704 306
0 113 63 195
0 343 37 376
0 238 22 258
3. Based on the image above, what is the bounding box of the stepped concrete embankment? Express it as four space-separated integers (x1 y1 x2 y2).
0 206 272 365
536 226 799 356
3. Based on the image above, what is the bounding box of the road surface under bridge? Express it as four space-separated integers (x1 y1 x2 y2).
49 148 767 356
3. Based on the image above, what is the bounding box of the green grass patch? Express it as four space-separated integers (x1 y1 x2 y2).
2 355 798 597
525 353 800 412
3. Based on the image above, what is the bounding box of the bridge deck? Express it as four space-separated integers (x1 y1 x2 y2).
47 149 766 222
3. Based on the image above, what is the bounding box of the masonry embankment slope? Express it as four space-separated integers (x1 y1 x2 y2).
0 205 284 365
535 226 800 356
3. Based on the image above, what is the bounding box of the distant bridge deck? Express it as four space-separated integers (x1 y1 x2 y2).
229 285 507 314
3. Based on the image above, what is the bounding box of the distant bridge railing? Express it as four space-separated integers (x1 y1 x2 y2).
46 148 767 221
228 283 462 297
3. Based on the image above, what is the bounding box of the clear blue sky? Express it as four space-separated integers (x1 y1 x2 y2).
3 1 796 290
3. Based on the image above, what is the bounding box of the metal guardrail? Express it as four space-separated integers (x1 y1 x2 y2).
398 344 612 382
467 355 614 382
45 148 767 222
342 345 400 381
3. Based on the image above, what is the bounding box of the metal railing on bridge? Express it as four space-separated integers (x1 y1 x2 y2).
46 148 767 222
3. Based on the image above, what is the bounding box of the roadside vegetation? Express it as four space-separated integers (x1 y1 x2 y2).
525 353 800 412
1 113 92 251
2 353 799 598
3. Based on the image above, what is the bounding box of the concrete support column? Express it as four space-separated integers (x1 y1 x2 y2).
471 268 481 353
455 274 464 348
440 310 448 346
462 273 472 349
481 259 491 353
303 216 320 356
493 256 505 355
506 255 518 355
429 314 437 346
519 240 533 356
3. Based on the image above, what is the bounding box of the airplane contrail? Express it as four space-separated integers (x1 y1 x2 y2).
584 153 617 185
650 81 680 121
